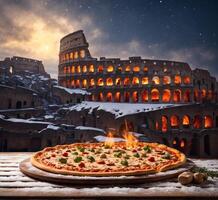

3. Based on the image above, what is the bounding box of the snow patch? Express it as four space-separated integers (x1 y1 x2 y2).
54 85 90 95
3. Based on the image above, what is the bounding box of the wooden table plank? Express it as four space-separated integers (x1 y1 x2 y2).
0 153 217 198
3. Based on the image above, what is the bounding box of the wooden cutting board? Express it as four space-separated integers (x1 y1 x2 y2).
19 158 195 185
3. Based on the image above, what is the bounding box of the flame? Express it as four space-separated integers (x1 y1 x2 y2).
122 120 138 148
180 140 185 148
104 132 115 147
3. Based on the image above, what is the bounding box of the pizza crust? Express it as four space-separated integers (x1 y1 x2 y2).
31 142 186 177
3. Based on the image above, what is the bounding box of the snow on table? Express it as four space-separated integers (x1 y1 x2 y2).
0 152 217 198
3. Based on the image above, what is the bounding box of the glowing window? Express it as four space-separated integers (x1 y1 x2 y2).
204 115 213 128
76 66 81 73
75 80 80 88
106 92 112 102
183 115 190 127
71 66 75 73
65 53 69 60
193 115 201 129
174 75 181 84
82 65 87 73
106 78 113 86
183 76 191 84
124 92 130 102
142 77 148 85
125 65 131 72
162 89 171 102
173 90 181 102
184 89 191 102
107 65 114 72
117 66 122 72
141 90 148 102
71 80 75 87
163 76 171 85
63 66 67 74
67 66 71 74
70 52 74 60
82 79 87 88
80 50 85 58
97 78 104 86
124 77 130 86
115 92 121 102
170 115 179 128
132 91 138 102
98 65 104 73
98 93 103 101
132 77 139 85
152 76 160 85
115 78 121 85
151 89 159 102
133 66 140 72
74 51 78 59
143 66 148 72
194 89 200 102
202 89 207 100
162 116 168 132
90 79 95 88
89 65 94 73
180 139 186 148
155 121 159 130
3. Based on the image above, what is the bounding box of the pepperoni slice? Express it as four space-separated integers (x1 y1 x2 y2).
62 152 68 157
148 157 155 162
79 162 85 168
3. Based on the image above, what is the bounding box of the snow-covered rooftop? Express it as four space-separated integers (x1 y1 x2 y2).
75 126 105 133
54 85 90 95
69 101 187 118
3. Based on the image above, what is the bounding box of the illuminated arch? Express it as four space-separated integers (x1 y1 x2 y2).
193 115 202 129
132 77 139 85
173 89 181 102
97 78 104 86
152 76 160 85
201 89 207 100
182 115 190 127
63 66 67 74
97 92 103 101
106 78 113 86
180 138 186 149
107 65 114 72
82 65 87 73
71 66 75 73
161 115 168 132
194 89 200 102
80 50 85 58
124 92 130 102
143 66 148 72
125 65 131 72
204 115 213 128
174 75 181 84
89 65 94 73
69 52 73 60
183 76 191 85
74 51 78 59
114 92 121 102
76 65 81 73
82 79 87 88
142 77 148 85
98 65 104 73
163 76 171 85
75 80 80 88
115 77 121 86
106 92 112 102
151 89 159 102
89 78 95 88
133 66 140 72
117 66 122 72
141 90 148 102
170 115 179 128
184 89 191 102
65 53 69 60
132 91 138 102
71 80 75 88
124 77 130 86
162 89 171 102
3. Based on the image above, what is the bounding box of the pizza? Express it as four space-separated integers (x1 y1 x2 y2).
31 142 186 176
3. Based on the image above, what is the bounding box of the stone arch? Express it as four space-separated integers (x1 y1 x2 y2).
173 89 182 103
162 89 171 102
114 92 121 102
163 76 171 85
97 92 103 101
193 115 202 129
123 77 130 86
152 76 160 85
141 90 148 102
107 65 114 72
98 65 104 73
182 115 190 128
97 78 104 86
161 115 168 132
172 137 180 149
132 77 139 85
132 91 138 102
174 75 181 84
106 78 113 86
16 101 22 109
184 89 191 102
151 89 159 102
170 115 179 128
106 92 112 102
124 92 130 102
115 77 121 86
204 115 213 128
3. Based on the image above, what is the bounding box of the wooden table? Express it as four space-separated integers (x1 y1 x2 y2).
0 153 218 199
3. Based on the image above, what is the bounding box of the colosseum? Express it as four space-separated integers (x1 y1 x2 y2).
58 30 218 158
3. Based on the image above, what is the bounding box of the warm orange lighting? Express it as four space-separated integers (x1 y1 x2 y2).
193 115 201 129
151 89 159 102
141 90 148 102
107 65 114 72
201 89 207 100
76 65 81 73
155 121 159 130
65 53 69 61
162 89 171 102
143 66 148 72
162 116 168 132
124 92 130 102
174 75 181 84
71 66 75 73
173 89 181 102
106 92 113 102
180 140 185 148
89 65 94 73
204 115 213 128
82 79 87 88
132 91 138 102
163 76 171 85
104 132 115 148
70 52 74 60
182 115 190 126
115 92 121 102
98 92 104 101
142 77 148 85
106 78 113 86
89 78 95 88
133 66 140 72
115 78 121 85
80 50 85 58
82 65 87 73
184 89 191 102
125 65 131 72
173 140 177 145
194 89 200 102
71 80 75 87
63 66 67 74
97 78 104 86
132 77 139 85
124 77 130 86
208 90 213 100
122 120 138 148
183 76 191 84
74 51 78 59
75 80 80 88
152 76 160 85
170 115 179 128
98 65 104 73
117 66 122 72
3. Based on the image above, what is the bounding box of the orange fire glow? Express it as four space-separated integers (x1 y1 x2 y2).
104 132 115 147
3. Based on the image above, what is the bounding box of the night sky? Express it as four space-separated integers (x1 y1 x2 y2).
0 0 217 78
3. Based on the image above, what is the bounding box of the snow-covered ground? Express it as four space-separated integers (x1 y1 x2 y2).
54 85 90 95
